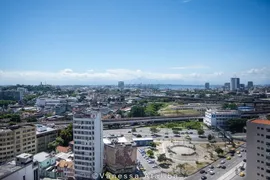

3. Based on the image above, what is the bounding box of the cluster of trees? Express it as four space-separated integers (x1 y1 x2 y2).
222 103 237 110
0 100 16 108
48 124 73 151
128 103 166 117
197 129 205 135
0 114 21 122
227 118 248 132
150 127 160 134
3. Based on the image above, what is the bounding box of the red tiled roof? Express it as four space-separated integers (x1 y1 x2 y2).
251 119 270 125
56 146 71 153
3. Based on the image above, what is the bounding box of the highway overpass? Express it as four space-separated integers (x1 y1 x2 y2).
102 115 204 125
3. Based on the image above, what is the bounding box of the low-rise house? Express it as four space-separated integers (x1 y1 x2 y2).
33 152 56 179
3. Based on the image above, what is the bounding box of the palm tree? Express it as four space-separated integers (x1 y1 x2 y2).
206 143 211 152
176 163 185 175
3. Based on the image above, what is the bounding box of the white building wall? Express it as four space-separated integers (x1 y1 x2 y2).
2 163 39 180
73 111 103 180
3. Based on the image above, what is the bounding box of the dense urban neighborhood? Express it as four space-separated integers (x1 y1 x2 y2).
0 80 270 180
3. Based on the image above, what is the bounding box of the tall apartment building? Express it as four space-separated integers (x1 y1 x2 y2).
247 81 254 89
203 109 240 129
205 82 210 90
230 77 240 91
118 81 124 89
0 125 36 164
73 110 104 180
246 119 270 180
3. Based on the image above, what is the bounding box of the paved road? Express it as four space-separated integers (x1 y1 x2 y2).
185 144 246 180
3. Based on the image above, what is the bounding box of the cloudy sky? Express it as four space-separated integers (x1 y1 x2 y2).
0 0 270 85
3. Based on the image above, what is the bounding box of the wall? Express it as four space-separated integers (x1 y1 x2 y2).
3 163 39 180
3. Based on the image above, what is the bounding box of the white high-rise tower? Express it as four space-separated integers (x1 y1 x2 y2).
73 110 103 180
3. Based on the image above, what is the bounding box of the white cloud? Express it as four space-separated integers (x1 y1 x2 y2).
0 68 268 85
0 68 226 85
170 65 209 70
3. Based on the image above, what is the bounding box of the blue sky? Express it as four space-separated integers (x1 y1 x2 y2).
0 0 270 85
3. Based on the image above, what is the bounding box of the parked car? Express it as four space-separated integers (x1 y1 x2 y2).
217 164 222 168
221 160 225 164
201 176 207 180
221 165 226 169
200 170 205 174
209 171 215 175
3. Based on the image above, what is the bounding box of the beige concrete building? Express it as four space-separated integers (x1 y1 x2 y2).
36 124 58 153
246 119 270 180
0 125 36 163
104 137 137 174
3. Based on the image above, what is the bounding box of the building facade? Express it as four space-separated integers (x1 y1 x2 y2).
247 81 254 89
104 138 137 174
33 152 57 178
36 124 58 153
0 153 39 180
203 109 240 129
118 81 124 89
0 125 36 164
230 77 240 91
246 119 270 180
73 110 104 180
205 82 210 90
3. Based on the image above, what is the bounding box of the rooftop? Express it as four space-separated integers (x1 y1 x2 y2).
103 136 129 145
33 152 51 162
56 146 71 153
0 161 21 179
55 152 74 161
132 137 154 141
16 153 32 159
57 160 73 169
35 124 56 135
251 119 270 125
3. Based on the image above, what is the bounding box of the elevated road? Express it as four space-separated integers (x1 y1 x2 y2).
101 115 203 125
1 115 203 127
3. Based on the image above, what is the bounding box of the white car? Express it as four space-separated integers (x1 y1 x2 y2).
209 171 215 175
238 154 242 157
221 160 225 164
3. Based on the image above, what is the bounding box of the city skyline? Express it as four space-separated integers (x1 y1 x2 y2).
1 0 270 85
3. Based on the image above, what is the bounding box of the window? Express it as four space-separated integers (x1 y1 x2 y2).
23 176 25 180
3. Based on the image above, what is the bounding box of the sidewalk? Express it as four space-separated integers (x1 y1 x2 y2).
217 162 242 180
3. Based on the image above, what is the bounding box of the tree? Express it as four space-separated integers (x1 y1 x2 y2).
157 153 167 162
10 114 21 123
147 150 154 157
129 106 145 117
55 137 64 146
206 143 211 151
208 134 214 141
227 118 248 133
60 124 73 146
132 127 136 132
150 127 160 134
149 142 157 148
222 103 237 110
215 147 224 154
176 163 186 176
197 129 205 135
